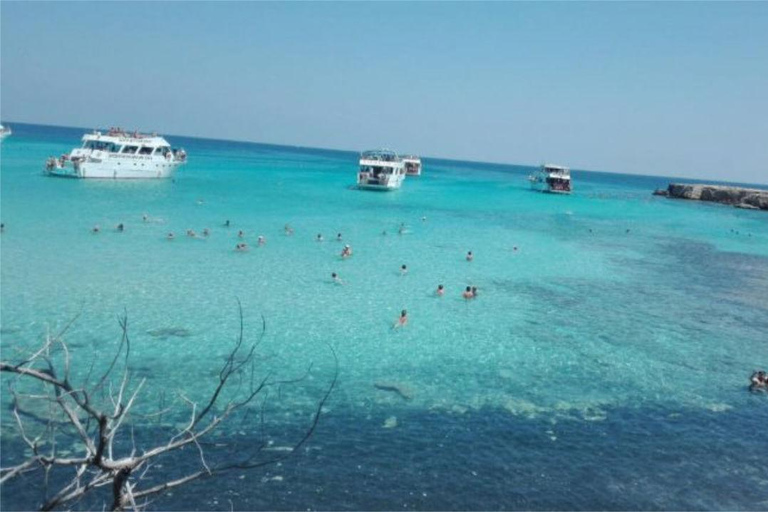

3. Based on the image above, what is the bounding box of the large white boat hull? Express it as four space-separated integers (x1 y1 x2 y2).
45 159 182 179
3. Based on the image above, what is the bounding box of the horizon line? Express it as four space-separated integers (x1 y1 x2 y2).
4 119 767 188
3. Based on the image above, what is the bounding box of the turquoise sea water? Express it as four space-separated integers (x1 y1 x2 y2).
1 123 767 510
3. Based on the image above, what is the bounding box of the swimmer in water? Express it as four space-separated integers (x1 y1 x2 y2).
513 246 518 252
316 233 324 242
284 224 294 236
341 244 352 258
235 242 248 252
0 223 4 233
167 232 175 240
187 229 196 238
382 230 387 236
238 230 245 239
202 228 210 237
421 216 427 222
393 309 408 329
143 214 149 223
398 223 406 235
258 235 266 245
436 284 445 296
466 251 473 261
471 286 478 298
337 233 343 242
400 264 408 275
332 272 344 285
116 223 125 232
92 225 100 234
224 220 231 228
462 286 474 299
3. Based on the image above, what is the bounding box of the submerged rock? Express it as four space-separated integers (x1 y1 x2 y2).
146 327 192 339
374 382 413 401
383 416 398 428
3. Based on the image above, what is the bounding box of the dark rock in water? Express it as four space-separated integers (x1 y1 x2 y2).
146 327 192 339
652 188 669 197
374 382 413 401
736 203 759 210
665 183 768 210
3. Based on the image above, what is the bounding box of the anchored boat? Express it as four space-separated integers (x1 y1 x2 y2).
357 149 406 190
402 155 423 176
44 128 186 179
529 164 572 194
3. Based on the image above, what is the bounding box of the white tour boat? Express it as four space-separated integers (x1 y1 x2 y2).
0 124 11 140
44 128 186 179
529 164 572 194
357 149 406 190
402 155 423 176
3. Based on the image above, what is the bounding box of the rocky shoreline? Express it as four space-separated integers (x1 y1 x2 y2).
653 183 768 211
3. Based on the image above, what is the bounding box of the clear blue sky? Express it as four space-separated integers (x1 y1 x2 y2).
2 2 767 183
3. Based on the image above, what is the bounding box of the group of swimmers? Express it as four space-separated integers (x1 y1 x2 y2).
750 371 767 392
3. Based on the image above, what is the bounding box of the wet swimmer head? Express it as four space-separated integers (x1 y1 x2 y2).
463 286 474 299
316 233 324 242
436 284 445 296
466 250 473 261
393 309 408 329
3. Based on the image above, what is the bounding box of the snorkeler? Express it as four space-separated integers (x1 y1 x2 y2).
393 309 408 329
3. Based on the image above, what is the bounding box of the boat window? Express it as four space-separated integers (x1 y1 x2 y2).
154 146 170 156
139 146 154 155
122 146 138 154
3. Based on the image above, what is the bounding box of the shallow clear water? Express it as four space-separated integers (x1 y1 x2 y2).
2 123 767 510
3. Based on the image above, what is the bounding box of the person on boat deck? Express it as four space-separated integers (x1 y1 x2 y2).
116 223 124 232
332 272 344 285
463 286 474 299
436 284 445 296
317 233 324 242
400 264 408 275
393 310 408 329
341 244 352 258
238 230 245 239
167 232 175 240
466 251 474 261
92 225 100 233
337 233 343 242
258 235 266 245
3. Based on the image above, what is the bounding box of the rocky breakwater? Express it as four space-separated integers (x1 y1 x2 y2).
654 183 768 211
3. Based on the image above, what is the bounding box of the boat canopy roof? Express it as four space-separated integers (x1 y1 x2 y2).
82 130 170 146
361 149 400 161
542 164 570 171
401 155 421 162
